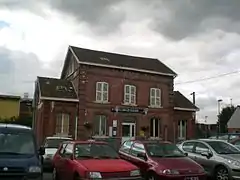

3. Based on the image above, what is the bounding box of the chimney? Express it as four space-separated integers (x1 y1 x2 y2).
23 92 29 99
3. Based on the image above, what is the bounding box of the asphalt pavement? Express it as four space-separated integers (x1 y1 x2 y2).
43 173 52 180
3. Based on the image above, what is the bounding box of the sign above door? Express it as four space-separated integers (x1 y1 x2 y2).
111 106 148 114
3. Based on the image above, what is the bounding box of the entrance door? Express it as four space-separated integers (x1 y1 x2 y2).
121 123 135 144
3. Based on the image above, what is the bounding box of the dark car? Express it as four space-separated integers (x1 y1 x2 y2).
0 123 45 180
52 140 143 180
119 139 206 180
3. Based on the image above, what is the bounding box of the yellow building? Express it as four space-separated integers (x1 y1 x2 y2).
0 94 21 120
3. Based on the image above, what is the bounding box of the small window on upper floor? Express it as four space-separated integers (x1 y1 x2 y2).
150 88 162 107
96 82 109 103
124 85 136 105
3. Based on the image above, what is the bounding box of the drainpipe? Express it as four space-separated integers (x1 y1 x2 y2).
75 116 78 140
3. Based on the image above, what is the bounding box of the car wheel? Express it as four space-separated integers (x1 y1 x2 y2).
52 167 59 180
215 166 229 180
73 173 81 180
146 172 157 180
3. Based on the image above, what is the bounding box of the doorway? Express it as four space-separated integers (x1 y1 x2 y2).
121 122 136 144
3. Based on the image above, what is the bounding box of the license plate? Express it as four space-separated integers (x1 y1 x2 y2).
184 177 199 180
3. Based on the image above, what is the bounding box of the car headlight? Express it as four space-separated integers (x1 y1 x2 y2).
224 158 240 168
161 169 179 175
130 169 140 176
89 172 102 178
28 166 41 173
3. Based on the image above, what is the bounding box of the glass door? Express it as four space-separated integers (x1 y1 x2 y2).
121 123 135 144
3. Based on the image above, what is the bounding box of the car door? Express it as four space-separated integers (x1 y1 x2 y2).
129 142 149 176
192 142 215 175
61 143 75 180
54 143 67 178
181 141 196 159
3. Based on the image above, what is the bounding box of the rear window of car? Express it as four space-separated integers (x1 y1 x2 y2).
44 138 71 148
182 141 195 152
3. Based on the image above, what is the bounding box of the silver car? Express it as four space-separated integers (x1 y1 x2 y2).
178 139 240 180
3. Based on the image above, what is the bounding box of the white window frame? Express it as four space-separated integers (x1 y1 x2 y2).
56 113 70 135
95 82 109 103
150 118 159 137
178 120 187 139
150 88 161 107
124 85 136 105
94 115 107 136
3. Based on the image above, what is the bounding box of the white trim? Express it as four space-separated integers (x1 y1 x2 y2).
69 46 176 77
40 96 79 102
174 107 199 111
150 118 159 137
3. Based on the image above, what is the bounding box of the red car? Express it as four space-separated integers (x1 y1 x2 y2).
119 139 207 180
52 140 143 180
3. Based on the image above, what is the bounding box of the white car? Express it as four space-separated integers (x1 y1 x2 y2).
42 136 72 170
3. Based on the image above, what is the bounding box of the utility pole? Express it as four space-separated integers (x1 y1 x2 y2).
217 99 223 135
190 92 196 138
230 98 232 106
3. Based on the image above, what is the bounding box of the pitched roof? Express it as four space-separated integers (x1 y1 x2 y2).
228 106 240 128
174 91 199 111
37 76 78 101
70 46 177 76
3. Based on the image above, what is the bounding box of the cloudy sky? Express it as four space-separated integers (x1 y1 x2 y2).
0 0 240 124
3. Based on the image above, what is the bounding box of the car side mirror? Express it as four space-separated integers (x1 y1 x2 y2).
38 146 45 156
201 151 212 158
137 152 147 160
184 152 188 156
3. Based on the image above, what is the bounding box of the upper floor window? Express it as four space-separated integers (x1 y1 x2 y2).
124 85 136 105
150 88 161 107
96 82 109 102
56 113 69 135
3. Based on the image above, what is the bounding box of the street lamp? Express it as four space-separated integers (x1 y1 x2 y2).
217 99 223 134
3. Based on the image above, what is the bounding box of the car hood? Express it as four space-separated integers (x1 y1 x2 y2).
221 154 240 161
76 159 137 172
0 155 40 169
45 148 58 155
151 156 202 170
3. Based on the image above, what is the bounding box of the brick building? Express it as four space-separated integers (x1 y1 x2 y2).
33 46 198 144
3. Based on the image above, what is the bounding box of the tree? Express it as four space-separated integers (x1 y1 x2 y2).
218 105 236 133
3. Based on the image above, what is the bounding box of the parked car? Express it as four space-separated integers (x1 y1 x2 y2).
119 139 206 180
0 123 45 180
42 136 72 170
52 139 142 180
178 139 240 180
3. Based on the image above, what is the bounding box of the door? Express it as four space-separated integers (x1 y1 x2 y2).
61 143 74 180
121 123 135 144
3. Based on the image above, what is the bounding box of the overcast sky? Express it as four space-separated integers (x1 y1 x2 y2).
0 0 240 124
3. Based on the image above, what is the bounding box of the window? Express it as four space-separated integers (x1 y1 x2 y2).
93 115 107 136
59 143 67 155
124 85 136 105
206 141 240 154
150 88 161 107
130 143 146 158
119 141 133 154
178 120 187 139
96 82 109 102
150 118 160 137
195 143 210 154
63 143 73 158
182 142 195 152
55 113 70 135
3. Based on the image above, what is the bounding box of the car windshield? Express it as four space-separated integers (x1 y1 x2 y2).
206 141 240 154
0 132 35 156
145 143 185 157
44 138 70 148
74 143 119 159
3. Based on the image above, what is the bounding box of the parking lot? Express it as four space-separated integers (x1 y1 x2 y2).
43 173 51 180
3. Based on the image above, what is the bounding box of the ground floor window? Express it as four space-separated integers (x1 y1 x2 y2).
55 113 70 135
93 115 107 136
178 120 187 139
150 118 160 137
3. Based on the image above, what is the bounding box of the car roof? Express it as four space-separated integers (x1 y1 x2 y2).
46 136 73 140
127 139 171 144
0 123 31 130
182 139 227 143
65 140 108 145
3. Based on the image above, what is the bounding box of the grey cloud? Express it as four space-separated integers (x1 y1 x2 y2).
133 0 240 40
0 47 61 96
